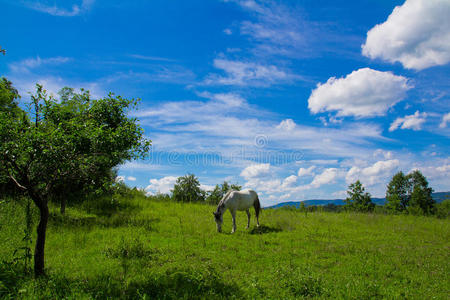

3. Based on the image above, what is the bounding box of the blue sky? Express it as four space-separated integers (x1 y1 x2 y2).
1 0 449 206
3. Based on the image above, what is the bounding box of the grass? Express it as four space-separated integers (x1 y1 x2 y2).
1 196 449 299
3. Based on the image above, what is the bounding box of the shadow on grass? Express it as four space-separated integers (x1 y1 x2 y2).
249 225 282 235
49 212 160 231
0 261 242 299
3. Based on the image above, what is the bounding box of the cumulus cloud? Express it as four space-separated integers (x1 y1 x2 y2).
276 119 296 131
240 163 271 180
439 112 450 128
308 68 412 117
373 149 393 160
310 168 339 188
127 176 136 181
145 176 178 194
281 175 297 188
362 0 450 70
389 111 427 131
297 166 315 177
346 159 399 186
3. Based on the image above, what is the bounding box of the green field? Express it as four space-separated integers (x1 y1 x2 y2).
1 196 449 299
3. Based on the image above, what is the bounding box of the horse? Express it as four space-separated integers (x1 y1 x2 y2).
213 189 261 233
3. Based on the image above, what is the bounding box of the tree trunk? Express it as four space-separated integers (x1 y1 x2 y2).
31 196 49 277
60 197 66 215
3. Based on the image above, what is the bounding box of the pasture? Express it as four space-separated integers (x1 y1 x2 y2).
1 195 449 299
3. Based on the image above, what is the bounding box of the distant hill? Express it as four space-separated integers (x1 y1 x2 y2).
266 191 449 209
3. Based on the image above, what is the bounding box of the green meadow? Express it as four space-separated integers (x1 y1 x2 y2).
1 195 449 299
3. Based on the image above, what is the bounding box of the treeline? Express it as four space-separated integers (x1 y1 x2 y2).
318 170 449 218
148 174 241 205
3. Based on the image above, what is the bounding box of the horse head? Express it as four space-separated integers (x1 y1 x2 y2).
213 211 223 232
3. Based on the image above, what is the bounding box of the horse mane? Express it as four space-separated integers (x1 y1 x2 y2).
216 190 234 212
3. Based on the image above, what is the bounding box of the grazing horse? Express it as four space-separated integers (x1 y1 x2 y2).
213 189 261 233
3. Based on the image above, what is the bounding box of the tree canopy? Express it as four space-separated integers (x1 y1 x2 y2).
345 180 374 212
385 170 434 215
171 174 205 202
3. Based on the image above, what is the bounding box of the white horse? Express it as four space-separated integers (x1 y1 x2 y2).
213 189 261 233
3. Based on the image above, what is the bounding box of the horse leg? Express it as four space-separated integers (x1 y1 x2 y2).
231 210 237 233
255 207 260 227
246 209 250 229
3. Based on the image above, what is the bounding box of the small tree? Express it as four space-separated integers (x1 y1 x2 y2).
385 171 409 212
172 174 205 202
385 169 434 215
205 181 241 205
345 180 374 212
0 82 151 276
407 170 434 215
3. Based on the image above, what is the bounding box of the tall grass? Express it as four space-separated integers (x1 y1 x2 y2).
1 195 449 299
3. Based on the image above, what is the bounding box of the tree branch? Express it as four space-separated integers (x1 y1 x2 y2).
9 174 27 190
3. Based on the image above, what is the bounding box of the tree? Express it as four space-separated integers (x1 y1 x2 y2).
0 82 151 276
385 170 434 215
345 180 374 212
0 78 25 197
385 171 409 212
172 174 205 202
407 170 434 215
205 181 241 205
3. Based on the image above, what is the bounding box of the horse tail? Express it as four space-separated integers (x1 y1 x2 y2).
254 195 261 218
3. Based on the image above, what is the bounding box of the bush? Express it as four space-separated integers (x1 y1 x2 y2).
435 199 450 218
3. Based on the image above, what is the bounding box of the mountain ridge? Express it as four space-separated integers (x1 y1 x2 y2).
266 191 449 209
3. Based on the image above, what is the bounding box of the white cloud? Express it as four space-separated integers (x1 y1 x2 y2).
197 91 245 107
436 164 450 173
362 0 450 70
204 58 296 86
200 184 215 192
281 175 297 188
373 149 393 160
223 28 232 35
439 112 450 128
276 119 296 131
127 176 136 181
310 168 339 188
332 190 347 198
245 178 281 194
240 163 271 180
297 166 315 177
137 91 386 162
389 111 427 131
308 68 412 117
9 56 71 73
10 75 103 100
145 176 178 194
346 159 399 186
280 193 291 200
224 0 312 58
129 54 177 62
24 0 95 17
